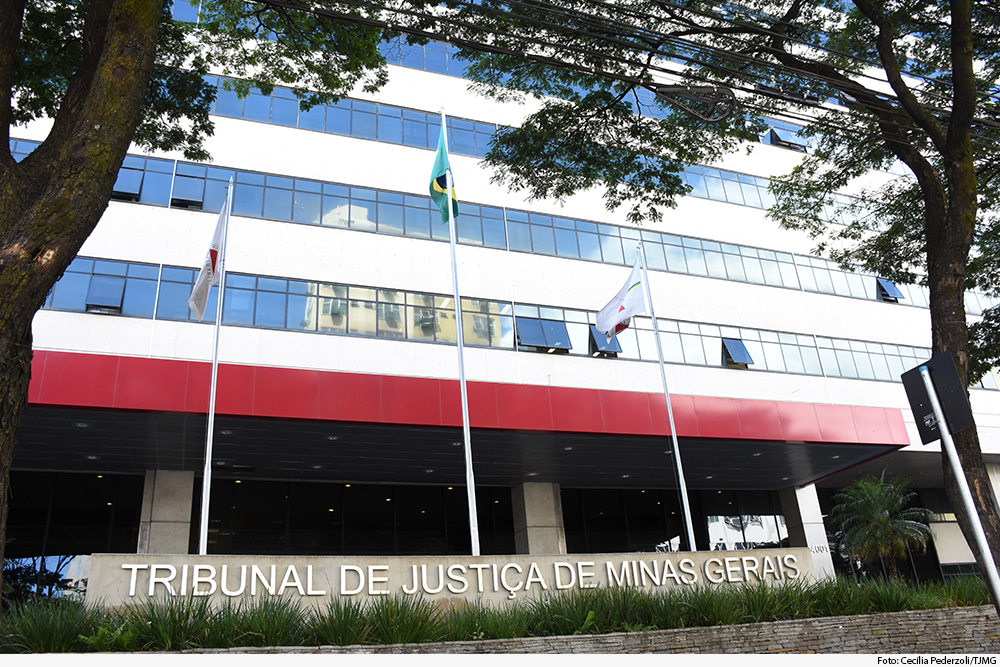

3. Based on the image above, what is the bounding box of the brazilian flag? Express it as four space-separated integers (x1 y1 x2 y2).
429 124 459 223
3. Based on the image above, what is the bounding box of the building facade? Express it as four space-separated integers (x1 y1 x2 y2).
8 37 1000 580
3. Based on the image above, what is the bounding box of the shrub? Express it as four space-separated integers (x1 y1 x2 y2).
527 588 611 636
677 586 746 627
307 597 369 646
123 595 212 651
1 598 98 653
0 575 991 652
941 576 991 607
364 595 441 645
231 596 308 647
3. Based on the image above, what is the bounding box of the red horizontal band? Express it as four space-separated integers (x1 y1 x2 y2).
27 350 910 446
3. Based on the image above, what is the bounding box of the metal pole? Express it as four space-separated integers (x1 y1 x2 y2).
441 110 480 556
198 180 234 556
919 366 1000 600
637 243 697 551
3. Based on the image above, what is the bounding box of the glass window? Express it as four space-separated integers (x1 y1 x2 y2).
49 272 91 311
121 279 157 318
349 201 377 232
243 93 271 122
405 206 431 239
404 306 434 341
318 291 348 333
743 256 765 284
377 203 405 235
722 179 744 205
85 275 126 311
450 127 475 155
664 244 687 273
633 329 655 360
516 318 547 347
508 222 531 252
554 228 579 258
352 111 378 140
720 253 744 281
271 97 298 127
780 344 805 374
377 303 406 338
292 191 322 225
320 195 351 228
458 216 483 245
845 272 867 298
777 262 800 289
600 235 624 265
348 300 377 336
482 217 506 249
299 105 324 131
578 232 602 261
138 171 172 206
462 312 491 346
233 183 264 217
853 351 876 379
435 310 457 343
722 338 754 365
830 270 852 297
705 176 726 200
530 225 556 255
684 248 708 276
870 353 892 381
680 334 706 365
813 268 835 294
489 314 514 348
326 105 351 135
761 260 782 286
760 342 785 372
263 187 293 221
686 172 708 198
223 288 255 325
800 347 823 375
403 118 429 148
252 290 285 328
112 168 144 200
740 182 763 208
834 349 858 378
282 293 314 330
215 88 243 118
377 113 402 144
171 175 205 208
704 251 727 279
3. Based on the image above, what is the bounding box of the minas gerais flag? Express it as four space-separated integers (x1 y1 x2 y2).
188 186 232 321
429 123 459 223
596 258 646 342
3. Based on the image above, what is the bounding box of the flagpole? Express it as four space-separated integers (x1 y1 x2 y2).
440 110 481 556
198 179 234 556
637 242 697 551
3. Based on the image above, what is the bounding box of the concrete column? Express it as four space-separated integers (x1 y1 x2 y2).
137 470 195 554
778 483 835 580
512 482 567 555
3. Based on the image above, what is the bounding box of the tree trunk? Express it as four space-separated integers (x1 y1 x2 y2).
0 0 165 614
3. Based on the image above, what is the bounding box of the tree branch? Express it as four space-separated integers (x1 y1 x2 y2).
852 0 948 151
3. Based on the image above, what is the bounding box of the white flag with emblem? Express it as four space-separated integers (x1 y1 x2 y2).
595 258 646 342
188 191 231 321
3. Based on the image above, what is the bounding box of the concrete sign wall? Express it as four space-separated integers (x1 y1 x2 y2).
88 548 814 608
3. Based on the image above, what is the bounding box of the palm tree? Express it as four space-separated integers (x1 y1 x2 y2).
831 472 934 580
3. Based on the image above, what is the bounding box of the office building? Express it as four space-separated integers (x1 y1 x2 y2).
7 38 997 581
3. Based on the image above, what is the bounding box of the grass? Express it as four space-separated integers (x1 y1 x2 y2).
0 576 991 653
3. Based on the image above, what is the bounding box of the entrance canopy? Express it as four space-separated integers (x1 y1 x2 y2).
17 405 898 491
